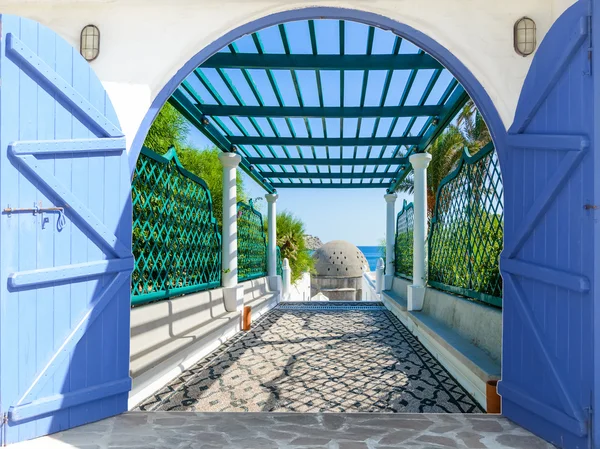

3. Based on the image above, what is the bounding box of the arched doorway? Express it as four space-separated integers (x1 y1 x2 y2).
128 5 596 446
0 1 597 447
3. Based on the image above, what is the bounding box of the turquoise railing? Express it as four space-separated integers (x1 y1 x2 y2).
276 246 283 276
428 142 503 307
237 200 268 282
131 147 222 306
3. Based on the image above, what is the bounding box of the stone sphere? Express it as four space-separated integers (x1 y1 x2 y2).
312 240 370 277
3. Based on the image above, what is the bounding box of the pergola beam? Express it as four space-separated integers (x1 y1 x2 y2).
263 172 399 179
202 53 443 70
198 104 444 119
247 157 408 166
229 136 422 147
270 182 390 189
168 89 275 193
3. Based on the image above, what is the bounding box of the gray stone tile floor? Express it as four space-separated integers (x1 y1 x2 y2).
16 411 556 448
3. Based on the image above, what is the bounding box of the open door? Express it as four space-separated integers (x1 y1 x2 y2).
0 16 132 444
498 1 596 448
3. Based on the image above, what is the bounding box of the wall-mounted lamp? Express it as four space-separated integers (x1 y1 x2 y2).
514 17 536 57
80 25 100 61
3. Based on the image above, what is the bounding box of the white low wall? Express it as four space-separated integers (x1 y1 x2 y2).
362 272 380 301
128 277 280 408
286 272 311 301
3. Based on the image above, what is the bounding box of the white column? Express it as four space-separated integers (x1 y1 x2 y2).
282 258 292 300
265 193 279 277
376 257 385 294
218 152 244 312
384 193 397 290
407 152 432 311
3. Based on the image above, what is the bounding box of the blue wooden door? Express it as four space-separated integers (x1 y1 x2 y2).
498 1 596 448
0 16 133 444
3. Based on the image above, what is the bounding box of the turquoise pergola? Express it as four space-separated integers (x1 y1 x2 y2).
168 19 469 193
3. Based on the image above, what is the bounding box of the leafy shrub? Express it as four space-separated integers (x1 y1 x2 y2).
271 211 315 283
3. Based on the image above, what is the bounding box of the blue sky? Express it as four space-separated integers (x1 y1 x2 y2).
179 20 461 246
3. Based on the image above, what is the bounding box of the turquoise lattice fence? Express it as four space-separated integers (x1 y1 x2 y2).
277 246 283 276
238 200 268 281
395 200 414 279
131 147 222 306
428 142 503 307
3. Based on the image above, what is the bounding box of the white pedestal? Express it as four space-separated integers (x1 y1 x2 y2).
268 275 282 293
384 274 394 291
407 285 426 311
223 285 244 312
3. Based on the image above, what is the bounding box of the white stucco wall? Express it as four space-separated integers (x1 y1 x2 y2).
0 0 578 152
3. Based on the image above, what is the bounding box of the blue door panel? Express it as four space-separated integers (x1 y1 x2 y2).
0 15 132 444
498 1 594 448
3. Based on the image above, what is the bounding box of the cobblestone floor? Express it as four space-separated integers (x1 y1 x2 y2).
138 303 482 413
18 412 556 448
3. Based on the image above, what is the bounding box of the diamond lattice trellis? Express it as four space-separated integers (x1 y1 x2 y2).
394 200 414 279
131 147 222 306
428 142 503 307
237 200 268 282
276 246 283 277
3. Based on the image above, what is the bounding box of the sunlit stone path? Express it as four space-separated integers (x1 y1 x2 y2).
138 302 482 413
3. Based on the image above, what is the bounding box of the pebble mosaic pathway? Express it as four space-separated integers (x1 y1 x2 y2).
138 303 482 413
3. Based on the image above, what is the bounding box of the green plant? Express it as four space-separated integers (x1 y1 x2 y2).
270 211 315 283
428 145 503 306
396 100 492 216
143 103 189 153
457 99 492 153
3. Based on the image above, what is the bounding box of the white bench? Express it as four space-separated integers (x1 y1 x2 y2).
382 276 501 408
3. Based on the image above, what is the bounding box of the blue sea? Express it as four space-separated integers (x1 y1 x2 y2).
357 246 384 271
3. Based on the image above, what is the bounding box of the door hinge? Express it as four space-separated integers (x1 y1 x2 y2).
1 413 7 447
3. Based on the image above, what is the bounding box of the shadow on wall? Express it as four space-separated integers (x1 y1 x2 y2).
129 288 236 379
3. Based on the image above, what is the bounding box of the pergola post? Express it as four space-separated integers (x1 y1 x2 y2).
265 193 282 293
218 151 244 312
265 193 279 276
384 193 398 290
407 152 432 311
